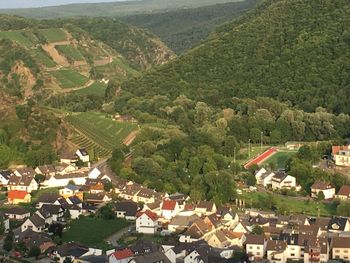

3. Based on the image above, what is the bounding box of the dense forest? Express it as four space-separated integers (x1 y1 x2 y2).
122 0 260 54
122 0 350 114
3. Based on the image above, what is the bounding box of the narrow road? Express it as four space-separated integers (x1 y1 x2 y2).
105 224 134 247
63 79 95 93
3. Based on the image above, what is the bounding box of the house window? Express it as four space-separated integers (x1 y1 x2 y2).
249 246 253 249
335 250 340 253
291 253 295 256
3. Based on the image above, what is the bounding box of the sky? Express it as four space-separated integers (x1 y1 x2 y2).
0 0 129 9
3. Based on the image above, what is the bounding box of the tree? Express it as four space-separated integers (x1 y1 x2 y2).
97 204 115 220
246 173 256 186
251 225 264 235
317 191 325 201
104 181 113 192
3 231 13 252
336 201 350 217
28 246 41 259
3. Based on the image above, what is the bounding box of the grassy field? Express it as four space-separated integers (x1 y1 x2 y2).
39 28 67 43
31 49 56 68
241 192 336 217
0 30 34 48
52 69 88 89
238 146 270 164
261 150 297 169
66 112 137 157
72 82 107 96
56 44 84 61
63 216 129 249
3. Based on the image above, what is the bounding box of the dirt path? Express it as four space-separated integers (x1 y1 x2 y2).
63 79 95 93
123 130 139 146
42 44 69 67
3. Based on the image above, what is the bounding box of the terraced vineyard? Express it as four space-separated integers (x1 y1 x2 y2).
66 112 138 158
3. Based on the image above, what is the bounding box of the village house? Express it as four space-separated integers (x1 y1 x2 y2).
7 174 38 193
327 216 350 233
335 185 350 200
194 201 217 216
4 207 30 220
55 163 77 175
35 165 56 177
207 230 231 248
134 188 161 204
115 200 139 220
332 145 350 167
0 212 10 233
311 181 335 199
42 172 88 188
168 214 200 233
21 214 46 233
304 237 329 263
245 234 266 260
7 190 31 204
0 170 12 186
129 251 170 263
255 168 275 187
76 149 90 163
82 178 105 193
52 243 102 263
59 184 83 200
18 229 56 255
13 167 36 178
332 236 350 261
36 193 62 208
266 240 287 263
136 210 158 234
109 248 134 263
36 204 64 223
85 192 111 205
161 200 180 220
59 150 78 165
271 172 298 190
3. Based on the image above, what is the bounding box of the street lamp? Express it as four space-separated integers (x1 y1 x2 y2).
261 131 263 150
248 139 251 159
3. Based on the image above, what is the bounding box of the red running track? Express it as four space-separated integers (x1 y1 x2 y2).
244 147 278 169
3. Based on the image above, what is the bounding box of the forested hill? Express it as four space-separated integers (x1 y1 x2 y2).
122 0 260 54
123 0 350 114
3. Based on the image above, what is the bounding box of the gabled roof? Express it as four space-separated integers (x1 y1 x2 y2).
131 251 170 263
137 210 157 221
311 181 333 190
116 201 138 216
169 214 199 227
0 170 12 180
28 214 45 228
162 200 177 211
36 165 56 174
64 184 81 191
8 190 29 200
54 172 88 180
37 193 61 204
15 167 36 177
8 174 35 187
328 217 349 231
196 201 215 211
4 206 30 215
332 237 350 248
337 185 350 197
40 204 62 216
266 240 287 251
55 242 89 257
245 234 265 245
77 148 89 156
112 248 134 260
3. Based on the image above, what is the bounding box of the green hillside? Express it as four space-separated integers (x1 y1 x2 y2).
123 0 350 114
0 0 244 18
122 0 260 54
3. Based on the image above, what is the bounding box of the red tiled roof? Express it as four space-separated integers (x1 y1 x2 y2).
8 190 29 200
337 185 350 197
137 210 157 221
112 248 134 260
162 200 177 211
332 145 349 155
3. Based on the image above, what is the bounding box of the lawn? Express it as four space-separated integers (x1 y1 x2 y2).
0 30 34 48
52 68 88 89
56 44 84 61
31 187 60 203
72 82 107 96
39 28 67 43
66 112 138 150
261 150 297 169
240 191 336 217
62 216 129 249
31 49 56 68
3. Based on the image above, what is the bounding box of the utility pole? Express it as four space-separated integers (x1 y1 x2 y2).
234 147 236 163
261 131 263 150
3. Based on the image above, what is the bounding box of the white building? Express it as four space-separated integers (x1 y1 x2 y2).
109 249 134 263
245 234 266 260
76 149 90 163
161 200 180 220
136 210 158 234
311 182 335 199
42 172 88 188
271 173 297 190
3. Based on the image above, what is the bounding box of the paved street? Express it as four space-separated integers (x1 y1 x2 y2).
105 224 134 247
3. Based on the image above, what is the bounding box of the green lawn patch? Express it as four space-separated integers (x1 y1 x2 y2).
31 49 56 68
63 216 129 249
261 150 297 169
39 28 67 43
52 69 88 89
56 44 84 61
241 191 336 217
66 112 138 151
72 82 107 96
31 187 60 203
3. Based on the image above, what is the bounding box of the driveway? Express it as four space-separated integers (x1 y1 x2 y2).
105 224 134 247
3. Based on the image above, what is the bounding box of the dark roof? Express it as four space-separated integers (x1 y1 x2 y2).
311 181 333 190
0 170 12 180
78 149 89 156
39 204 62 216
4 207 30 215
79 255 107 263
328 217 349 231
8 174 35 186
56 243 89 257
130 240 158 255
115 201 138 217
197 201 215 211
37 193 61 204
36 165 56 174
245 234 265 245
337 185 350 197
131 251 170 263
272 172 288 182
332 237 350 248
67 196 82 205
28 214 45 228
54 172 88 180
15 167 36 177
266 240 287 251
